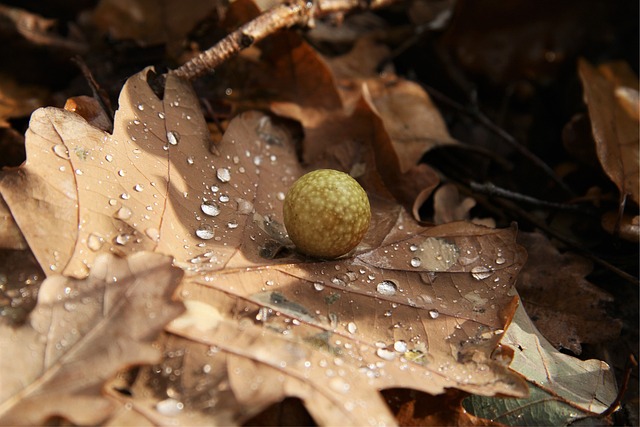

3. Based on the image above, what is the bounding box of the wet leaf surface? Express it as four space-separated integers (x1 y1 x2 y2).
0 252 184 425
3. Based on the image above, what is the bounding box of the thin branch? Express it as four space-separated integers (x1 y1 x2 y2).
422 83 576 197
169 0 397 81
470 181 597 216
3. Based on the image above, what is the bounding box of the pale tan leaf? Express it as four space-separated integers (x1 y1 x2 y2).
578 59 639 204
167 221 529 425
0 196 27 250
0 252 184 425
0 68 302 277
502 300 617 414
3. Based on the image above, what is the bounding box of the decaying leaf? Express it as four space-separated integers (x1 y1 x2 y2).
0 196 27 250
463 301 618 424
0 252 184 425
517 232 621 354
92 0 221 54
0 68 303 277
163 218 529 424
578 59 639 205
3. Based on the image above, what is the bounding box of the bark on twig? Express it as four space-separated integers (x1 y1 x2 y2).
169 0 397 81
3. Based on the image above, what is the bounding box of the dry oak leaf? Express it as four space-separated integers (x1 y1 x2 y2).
516 232 622 355
500 301 617 416
167 219 529 425
92 0 221 55
262 33 452 215
578 59 639 205
0 252 184 425
0 67 302 277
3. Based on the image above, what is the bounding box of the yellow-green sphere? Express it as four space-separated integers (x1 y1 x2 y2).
283 169 371 258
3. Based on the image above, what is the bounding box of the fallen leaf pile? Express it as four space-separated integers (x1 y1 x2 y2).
0 0 635 425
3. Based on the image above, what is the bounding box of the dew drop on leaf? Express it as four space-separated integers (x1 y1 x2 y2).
145 227 160 242
227 220 238 229
114 233 130 245
410 257 422 268
313 282 325 291
133 184 144 192
393 340 408 352
87 233 105 251
347 321 357 334
376 280 397 296
156 398 183 416
201 201 221 217
495 257 506 265
216 167 231 182
236 198 254 214
195 225 214 240
470 266 493 280
376 348 396 361
167 131 180 145
428 309 439 319
116 206 132 220
53 144 70 159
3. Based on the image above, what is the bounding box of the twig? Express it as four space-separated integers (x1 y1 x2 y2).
422 83 576 197
599 353 638 418
169 0 397 81
494 196 638 285
470 181 597 216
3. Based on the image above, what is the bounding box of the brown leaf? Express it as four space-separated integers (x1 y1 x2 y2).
601 211 640 242
516 231 621 354
92 0 220 54
166 220 528 424
0 252 184 425
0 68 302 277
267 34 453 214
1 69 529 424
0 196 27 250
578 59 640 205
0 74 48 128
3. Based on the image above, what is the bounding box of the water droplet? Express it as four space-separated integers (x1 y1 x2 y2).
253 156 262 166
495 257 506 265
105 154 113 162
227 220 238 229
114 234 130 245
236 198 254 214
219 194 230 203
393 340 407 352
116 206 132 220
167 131 180 145
53 144 70 159
210 185 219 193
410 257 422 268
376 348 396 361
428 309 439 319
276 192 285 201
376 280 397 296
133 184 144 192
265 280 274 286
120 193 130 200
87 233 105 251
409 244 419 252
75 169 83 175
137 103 145 111
313 282 325 291
217 168 231 182
347 322 357 334
201 201 220 216
195 225 214 240
145 228 160 241
155 398 183 416
158 112 165 119
186 156 194 165
331 276 346 286
328 377 351 394
471 266 493 280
